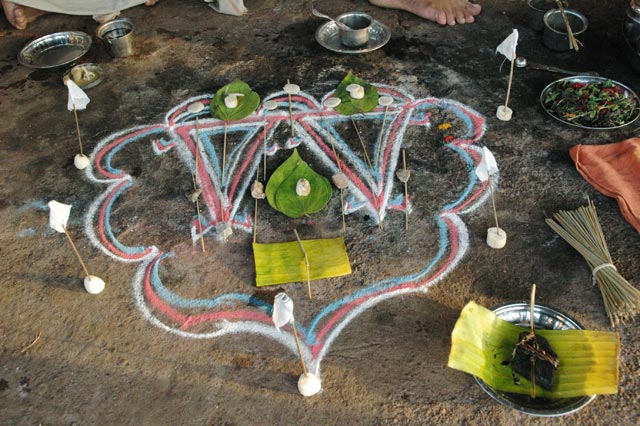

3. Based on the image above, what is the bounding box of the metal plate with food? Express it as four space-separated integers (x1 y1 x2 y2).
540 76 640 129
19 31 92 69
474 303 596 417
315 19 390 54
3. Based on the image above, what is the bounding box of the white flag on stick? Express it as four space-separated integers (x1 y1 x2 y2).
272 293 294 331
66 80 90 111
475 147 499 182
48 200 71 233
496 29 519 61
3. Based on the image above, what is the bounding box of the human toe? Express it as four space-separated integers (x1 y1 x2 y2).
466 2 482 16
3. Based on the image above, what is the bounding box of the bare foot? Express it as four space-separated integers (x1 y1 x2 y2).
1 0 48 30
369 0 482 26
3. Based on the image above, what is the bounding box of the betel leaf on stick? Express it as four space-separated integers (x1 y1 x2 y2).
210 80 260 122
334 72 379 116
266 149 332 218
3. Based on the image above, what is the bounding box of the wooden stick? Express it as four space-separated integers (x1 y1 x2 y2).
530 283 537 399
351 116 373 169
504 57 516 109
222 123 228 183
376 105 389 166
294 229 311 299
287 79 295 138
64 228 90 277
263 114 268 182
20 332 41 353
253 168 259 244
325 111 347 232
195 198 206 252
488 176 501 231
73 106 84 155
402 149 409 231
340 190 346 232
290 320 308 375
555 0 581 51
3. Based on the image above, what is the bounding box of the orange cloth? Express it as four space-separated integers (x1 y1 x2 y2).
570 138 640 233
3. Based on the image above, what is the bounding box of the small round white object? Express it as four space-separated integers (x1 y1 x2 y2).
284 83 301 95
74 153 90 170
346 83 365 99
296 178 311 196
496 105 513 121
378 95 394 106
298 372 322 397
323 97 341 108
263 100 278 111
486 227 507 249
188 102 205 114
224 93 244 109
84 275 105 294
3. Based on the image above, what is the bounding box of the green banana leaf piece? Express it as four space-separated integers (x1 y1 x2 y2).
448 302 619 398
253 237 351 286
210 80 260 122
334 71 379 116
266 149 332 218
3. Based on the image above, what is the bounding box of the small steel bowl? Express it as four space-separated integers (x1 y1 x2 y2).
336 12 372 48
540 76 640 130
474 303 596 417
543 9 588 51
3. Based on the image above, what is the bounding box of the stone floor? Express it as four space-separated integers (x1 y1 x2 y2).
1 1 639 424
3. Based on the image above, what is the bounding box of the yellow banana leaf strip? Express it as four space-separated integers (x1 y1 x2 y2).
253 237 351 287
448 301 619 398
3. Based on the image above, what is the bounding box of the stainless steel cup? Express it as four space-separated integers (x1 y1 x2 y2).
97 18 135 58
543 9 588 51
337 12 372 48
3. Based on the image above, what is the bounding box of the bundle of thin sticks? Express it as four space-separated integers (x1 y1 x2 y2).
555 0 582 51
546 199 640 327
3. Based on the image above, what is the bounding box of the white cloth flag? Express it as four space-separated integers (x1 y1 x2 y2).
66 80 90 111
475 147 499 182
272 293 294 331
496 29 519 61
48 200 71 233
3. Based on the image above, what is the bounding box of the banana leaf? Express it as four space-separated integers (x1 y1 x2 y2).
448 302 619 398
253 237 351 286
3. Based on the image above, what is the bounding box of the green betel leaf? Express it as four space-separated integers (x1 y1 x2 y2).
210 80 260 122
334 71 379 116
266 149 332 218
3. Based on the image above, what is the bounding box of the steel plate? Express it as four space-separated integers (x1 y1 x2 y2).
540 76 640 129
315 19 390 54
19 31 92 69
474 303 596 417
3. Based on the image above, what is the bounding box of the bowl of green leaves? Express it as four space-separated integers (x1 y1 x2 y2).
540 76 640 129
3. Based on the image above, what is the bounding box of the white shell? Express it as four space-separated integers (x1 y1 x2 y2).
378 96 394 106
486 227 507 249
346 83 365 100
296 178 311 196
186 188 202 203
188 102 205 114
284 83 301 95
298 373 322 397
84 275 105 294
396 169 411 183
74 153 90 170
496 105 513 121
263 100 278 111
332 173 349 189
323 97 341 108
251 180 265 199
224 93 245 108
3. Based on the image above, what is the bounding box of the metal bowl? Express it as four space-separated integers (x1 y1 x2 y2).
540 76 640 129
62 63 104 89
474 303 596 417
19 31 92 68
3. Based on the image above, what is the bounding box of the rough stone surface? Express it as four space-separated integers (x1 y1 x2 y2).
1 1 639 425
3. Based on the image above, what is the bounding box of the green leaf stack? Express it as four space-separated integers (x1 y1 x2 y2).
266 149 332 218
334 72 379 116
210 80 260 122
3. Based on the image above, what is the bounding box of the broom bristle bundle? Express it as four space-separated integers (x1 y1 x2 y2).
546 199 640 327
